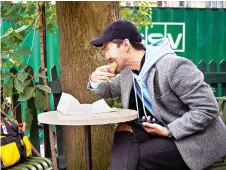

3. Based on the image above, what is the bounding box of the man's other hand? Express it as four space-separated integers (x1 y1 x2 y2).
141 116 168 137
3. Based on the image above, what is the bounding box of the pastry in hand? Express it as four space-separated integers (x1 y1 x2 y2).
108 61 118 74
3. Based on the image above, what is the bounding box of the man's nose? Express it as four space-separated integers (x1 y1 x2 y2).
106 52 110 60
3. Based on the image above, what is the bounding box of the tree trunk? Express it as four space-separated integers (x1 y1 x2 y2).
56 2 119 170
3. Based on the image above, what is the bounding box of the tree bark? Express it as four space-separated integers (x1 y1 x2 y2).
56 2 119 170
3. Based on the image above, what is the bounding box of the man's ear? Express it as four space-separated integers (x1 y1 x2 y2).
123 39 131 52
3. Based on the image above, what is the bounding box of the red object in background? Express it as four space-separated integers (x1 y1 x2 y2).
18 123 24 128
18 123 26 132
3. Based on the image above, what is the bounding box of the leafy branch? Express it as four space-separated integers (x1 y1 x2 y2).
120 1 157 29
1 1 55 130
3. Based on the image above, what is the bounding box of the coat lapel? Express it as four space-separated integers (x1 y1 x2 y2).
146 68 163 121
147 67 156 102
121 69 133 108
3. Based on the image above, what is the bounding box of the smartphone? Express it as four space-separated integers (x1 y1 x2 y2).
137 118 165 126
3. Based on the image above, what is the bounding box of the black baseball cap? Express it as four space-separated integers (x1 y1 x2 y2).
89 19 142 47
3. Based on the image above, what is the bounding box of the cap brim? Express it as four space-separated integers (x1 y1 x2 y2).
89 34 110 47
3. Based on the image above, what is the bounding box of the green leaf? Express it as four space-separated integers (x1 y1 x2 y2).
6 38 17 49
17 47 32 56
1 101 7 110
5 61 13 68
17 72 29 83
37 85 51 93
1 41 7 51
14 77 25 93
18 87 35 101
3 78 13 98
120 5 153 29
9 52 22 65
33 73 48 79
24 80 31 88
112 97 123 108
15 25 29 33
1 72 14 80
18 63 28 70
0 27 14 39
211 87 216 92
12 31 23 40
47 23 56 34
25 108 33 131
34 91 47 112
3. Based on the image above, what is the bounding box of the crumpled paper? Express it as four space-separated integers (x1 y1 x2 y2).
57 92 116 114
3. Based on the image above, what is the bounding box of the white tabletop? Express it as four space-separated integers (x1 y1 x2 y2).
38 109 137 125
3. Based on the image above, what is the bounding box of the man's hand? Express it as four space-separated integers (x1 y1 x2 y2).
141 116 168 137
90 65 115 83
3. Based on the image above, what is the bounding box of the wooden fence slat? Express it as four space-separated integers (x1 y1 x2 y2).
220 60 226 72
199 60 226 97
220 60 226 96
51 65 58 81
209 60 218 96
198 60 206 72
50 66 62 108
44 124 51 158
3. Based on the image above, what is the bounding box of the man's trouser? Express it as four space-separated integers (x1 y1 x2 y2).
110 122 190 170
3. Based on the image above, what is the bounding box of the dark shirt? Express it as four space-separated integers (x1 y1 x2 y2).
128 54 153 119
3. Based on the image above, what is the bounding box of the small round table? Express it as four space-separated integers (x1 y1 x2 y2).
38 109 137 170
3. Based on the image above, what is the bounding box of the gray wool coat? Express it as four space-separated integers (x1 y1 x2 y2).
88 54 226 170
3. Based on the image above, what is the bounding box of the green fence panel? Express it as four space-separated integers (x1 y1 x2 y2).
138 7 226 97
